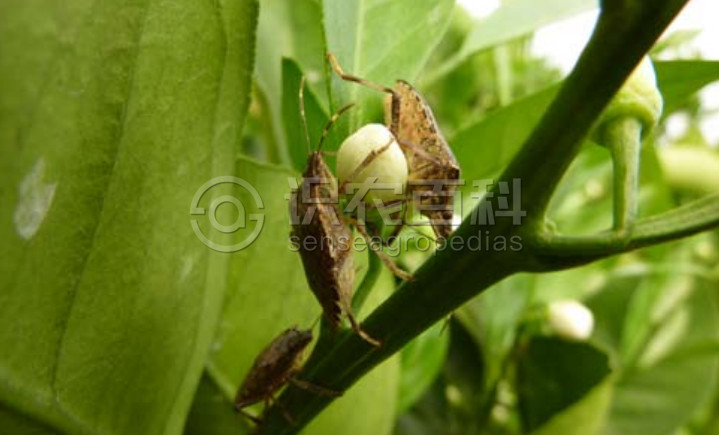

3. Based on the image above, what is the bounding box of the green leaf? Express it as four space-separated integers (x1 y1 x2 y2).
282 58 330 172
531 379 613 435
397 321 450 414
253 0 328 165
459 0 595 55
619 261 694 365
517 338 612 432
451 86 559 182
426 0 597 84
587 273 644 356
323 0 455 133
654 60 719 113
185 376 251 435
650 30 701 57
456 274 534 391
607 353 719 435
0 403 57 435
305 348 399 435
0 0 258 433
603 284 719 435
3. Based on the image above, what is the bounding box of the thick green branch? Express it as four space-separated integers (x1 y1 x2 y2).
257 1 693 433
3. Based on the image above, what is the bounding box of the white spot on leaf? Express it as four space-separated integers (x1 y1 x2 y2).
14 157 57 241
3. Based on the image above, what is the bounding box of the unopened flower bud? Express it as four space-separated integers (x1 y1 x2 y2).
547 300 594 341
594 56 663 143
337 124 408 204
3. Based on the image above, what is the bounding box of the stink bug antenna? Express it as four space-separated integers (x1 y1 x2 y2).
299 76 354 154
327 52 401 133
317 102 354 152
299 76 312 156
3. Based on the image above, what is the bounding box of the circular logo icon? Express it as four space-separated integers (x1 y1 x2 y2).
190 176 265 253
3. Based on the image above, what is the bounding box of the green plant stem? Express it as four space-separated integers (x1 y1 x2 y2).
528 193 719 266
258 1 693 433
605 117 642 234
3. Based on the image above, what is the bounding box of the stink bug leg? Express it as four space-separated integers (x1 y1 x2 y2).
327 53 402 133
346 216 413 282
290 377 343 397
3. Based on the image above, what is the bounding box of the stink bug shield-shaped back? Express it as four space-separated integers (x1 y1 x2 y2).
390 80 461 239
328 54 461 241
235 326 341 424
235 327 313 422
289 78 381 347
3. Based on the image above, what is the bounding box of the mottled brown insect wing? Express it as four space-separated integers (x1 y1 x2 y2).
384 81 456 165
385 80 460 239
290 153 353 330
235 327 313 410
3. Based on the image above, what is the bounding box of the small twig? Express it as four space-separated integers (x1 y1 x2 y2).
527 193 719 267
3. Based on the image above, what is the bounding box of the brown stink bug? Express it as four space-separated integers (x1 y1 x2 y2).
289 78 382 347
327 53 461 241
235 326 339 424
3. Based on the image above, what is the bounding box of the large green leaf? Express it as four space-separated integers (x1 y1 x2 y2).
323 0 455 133
517 338 612 432
0 0 257 433
606 351 719 435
